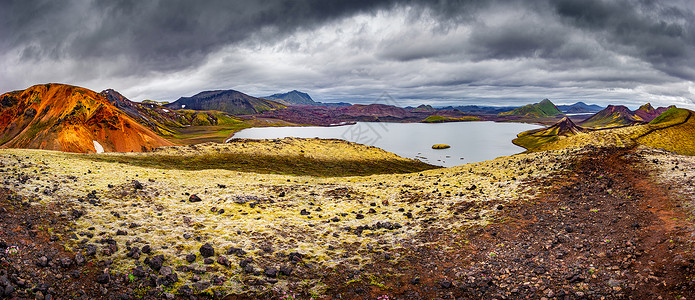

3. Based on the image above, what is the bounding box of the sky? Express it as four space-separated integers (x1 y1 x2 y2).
2 0 695 109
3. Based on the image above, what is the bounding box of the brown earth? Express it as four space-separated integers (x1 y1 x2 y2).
322 147 695 299
1 147 694 299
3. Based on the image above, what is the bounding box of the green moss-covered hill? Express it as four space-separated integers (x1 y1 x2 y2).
422 115 481 123
499 99 564 118
513 117 587 150
515 107 695 156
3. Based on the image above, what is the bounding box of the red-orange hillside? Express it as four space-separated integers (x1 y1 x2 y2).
0 83 173 153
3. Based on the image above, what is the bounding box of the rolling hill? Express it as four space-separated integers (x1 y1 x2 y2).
556 102 604 113
513 117 587 150
165 89 286 115
499 99 564 118
0 84 173 153
579 105 645 129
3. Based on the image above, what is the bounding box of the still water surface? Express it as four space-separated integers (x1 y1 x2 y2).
228 121 543 167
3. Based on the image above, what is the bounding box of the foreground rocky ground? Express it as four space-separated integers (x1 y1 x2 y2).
0 142 694 299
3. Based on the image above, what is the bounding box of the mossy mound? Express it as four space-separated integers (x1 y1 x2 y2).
84 138 440 177
422 115 481 123
432 144 451 149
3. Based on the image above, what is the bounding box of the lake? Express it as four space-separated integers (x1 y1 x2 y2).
228 121 543 167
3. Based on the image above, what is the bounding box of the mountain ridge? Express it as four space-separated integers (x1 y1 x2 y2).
166 89 286 115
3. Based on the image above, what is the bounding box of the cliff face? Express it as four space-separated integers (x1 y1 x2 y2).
0 84 173 153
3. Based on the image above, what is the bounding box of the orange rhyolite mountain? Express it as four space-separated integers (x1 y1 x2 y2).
0 83 173 153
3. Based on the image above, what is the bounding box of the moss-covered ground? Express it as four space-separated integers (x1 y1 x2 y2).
0 139 568 296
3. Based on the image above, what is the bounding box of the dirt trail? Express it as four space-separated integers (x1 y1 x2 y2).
326 147 695 299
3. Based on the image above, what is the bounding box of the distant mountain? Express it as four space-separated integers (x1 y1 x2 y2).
514 117 587 150
454 105 518 115
0 84 172 153
264 90 316 106
101 89 251 134
556 102 604 113
499 99 564 118
263 90 351 107
166 89 285 115
579 105 645 129
411 104 437 113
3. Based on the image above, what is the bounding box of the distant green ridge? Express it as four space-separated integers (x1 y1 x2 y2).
499 99 564 118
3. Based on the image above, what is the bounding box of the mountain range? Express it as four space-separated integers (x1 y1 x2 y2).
556 102 604 113
0 83 683 154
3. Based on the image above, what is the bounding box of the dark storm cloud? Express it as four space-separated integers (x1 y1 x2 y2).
1 0 401 74
551 0 695 80
1 0 694 106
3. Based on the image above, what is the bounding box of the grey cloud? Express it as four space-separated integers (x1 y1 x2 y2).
1 0 694 108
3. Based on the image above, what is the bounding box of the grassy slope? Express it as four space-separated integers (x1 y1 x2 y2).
499 99 562 118
580 112 640 129
422 115 481 123
636 108 695 155
520 108 695 155
82 138 440 177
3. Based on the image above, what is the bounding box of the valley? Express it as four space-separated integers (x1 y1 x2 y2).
0 83 694 299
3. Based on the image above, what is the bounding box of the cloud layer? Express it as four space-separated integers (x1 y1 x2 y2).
1 0 694 108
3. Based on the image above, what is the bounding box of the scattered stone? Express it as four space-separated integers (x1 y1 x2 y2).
264 267 278 278
239 257 253 268
96 272 110 284
133 266 146 277
440 280 452 288
356 213 364 219
126 247 140 259
204 258 214 264
217 256 230 267
141 245 151 254
288 252 304 262
86 244 97 256
160 266 173 276
280 265 293 276
75 253 86 265
227 247 246 257
300 209 310 216
199 243 215 257
132 180 143 190
116 229 127 236
186 253 196 263
244 264 255 274
145 254 165 271
59 257 73 268
189 194 202 202
36 256 49 267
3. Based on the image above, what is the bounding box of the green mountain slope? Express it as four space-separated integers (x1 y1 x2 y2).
499 99 563 118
